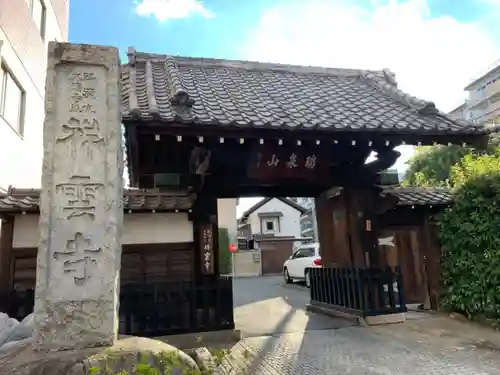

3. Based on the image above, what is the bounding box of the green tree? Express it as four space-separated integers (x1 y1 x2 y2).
402 145 469 187
438 153 500 322
402 136 500 188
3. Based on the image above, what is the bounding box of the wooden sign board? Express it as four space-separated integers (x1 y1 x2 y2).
247 146 328 182
199 223 214 275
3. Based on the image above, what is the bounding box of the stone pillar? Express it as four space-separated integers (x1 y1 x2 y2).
33 43 123 351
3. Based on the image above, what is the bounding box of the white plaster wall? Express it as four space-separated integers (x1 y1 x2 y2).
234 250 261 277
12 213 193 248
248 199 302 238
0 0 67 191
218 198 237 245
0 31 44 190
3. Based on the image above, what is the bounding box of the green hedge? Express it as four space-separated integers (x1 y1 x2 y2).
218 227 232 275
438 154 500 321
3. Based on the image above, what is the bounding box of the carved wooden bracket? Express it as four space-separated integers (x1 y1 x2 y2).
189 146 211 175
362 148 401 174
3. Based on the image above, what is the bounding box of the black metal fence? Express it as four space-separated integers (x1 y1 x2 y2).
2 276 235 337
119 276 235 336
309 266 406 316
2 289 35 321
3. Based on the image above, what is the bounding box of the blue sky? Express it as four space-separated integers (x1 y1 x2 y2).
69 0 500 215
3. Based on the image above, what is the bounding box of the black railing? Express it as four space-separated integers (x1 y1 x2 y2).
3 276 235 337
1 289 35 321
119 276 235 336
309 266 406 317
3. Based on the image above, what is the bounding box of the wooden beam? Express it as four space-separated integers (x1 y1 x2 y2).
125 124 140 187
0 215 14 312
127 121 487 147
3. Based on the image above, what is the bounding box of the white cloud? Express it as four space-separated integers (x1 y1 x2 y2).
134 0 215 22
242 0 500 113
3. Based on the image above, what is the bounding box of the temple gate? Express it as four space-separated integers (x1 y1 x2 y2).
0 43 494 338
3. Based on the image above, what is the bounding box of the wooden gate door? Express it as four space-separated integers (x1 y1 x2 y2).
260 241 294 275
378 228 429 305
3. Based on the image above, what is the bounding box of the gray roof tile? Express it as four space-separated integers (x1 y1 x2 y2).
385 188 452 206
121 49 492 137
0 189 195 213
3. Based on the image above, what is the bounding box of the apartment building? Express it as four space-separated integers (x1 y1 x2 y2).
452 59 500 125
292 197 318 242
0 0 69 191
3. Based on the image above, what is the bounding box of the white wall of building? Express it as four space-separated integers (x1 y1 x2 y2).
247 198 302 239
464 64 500 124
217 198 237 245
0 0 68 191
12 213 194 248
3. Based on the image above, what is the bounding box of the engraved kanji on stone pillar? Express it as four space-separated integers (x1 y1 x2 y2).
34 42 123 351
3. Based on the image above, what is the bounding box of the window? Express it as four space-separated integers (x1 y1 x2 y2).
293 248 315 259
262 218 278 233
265 220 274 231
0 65 25 135
27 0 46 39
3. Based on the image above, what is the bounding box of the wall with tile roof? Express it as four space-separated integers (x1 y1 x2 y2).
12 213 193 248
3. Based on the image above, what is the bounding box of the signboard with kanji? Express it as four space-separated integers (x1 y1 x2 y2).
199 223 214 275
247 146 328 181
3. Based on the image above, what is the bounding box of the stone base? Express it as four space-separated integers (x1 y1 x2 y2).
0 337 198 375
306 304 406 326
121 329 242 349
361 313 406 326
305 304 362 325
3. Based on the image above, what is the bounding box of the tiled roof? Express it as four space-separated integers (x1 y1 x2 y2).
240 197 308 219
385 188 452 207
0 188 195 213
121 49 492 138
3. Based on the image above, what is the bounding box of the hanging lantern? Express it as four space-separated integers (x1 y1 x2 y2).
229 243 237 253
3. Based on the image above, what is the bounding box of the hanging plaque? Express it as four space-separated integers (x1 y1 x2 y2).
247 145 328 181
199 223 214 275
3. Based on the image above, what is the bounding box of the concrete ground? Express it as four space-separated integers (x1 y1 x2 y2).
233 275 355 338
224 275 500 374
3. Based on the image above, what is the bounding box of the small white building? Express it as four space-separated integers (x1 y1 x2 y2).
239 197 306 238
235 198 307 276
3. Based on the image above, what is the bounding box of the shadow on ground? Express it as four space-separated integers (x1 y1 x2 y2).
232 275 354 338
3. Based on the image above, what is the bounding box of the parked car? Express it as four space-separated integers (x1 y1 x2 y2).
283 243 321 288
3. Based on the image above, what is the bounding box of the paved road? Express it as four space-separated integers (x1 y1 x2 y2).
233 275 354 337
225 275 500 374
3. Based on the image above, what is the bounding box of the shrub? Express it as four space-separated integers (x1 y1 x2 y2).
438 154 500 321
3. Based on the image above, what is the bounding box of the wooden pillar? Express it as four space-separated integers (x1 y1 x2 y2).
316 188 362 267
343 189 369 267
421 217 441 310
315 193 333 266
0 215 14 312
343 186 387 268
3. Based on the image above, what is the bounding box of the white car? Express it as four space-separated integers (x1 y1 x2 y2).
283 243 322 288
